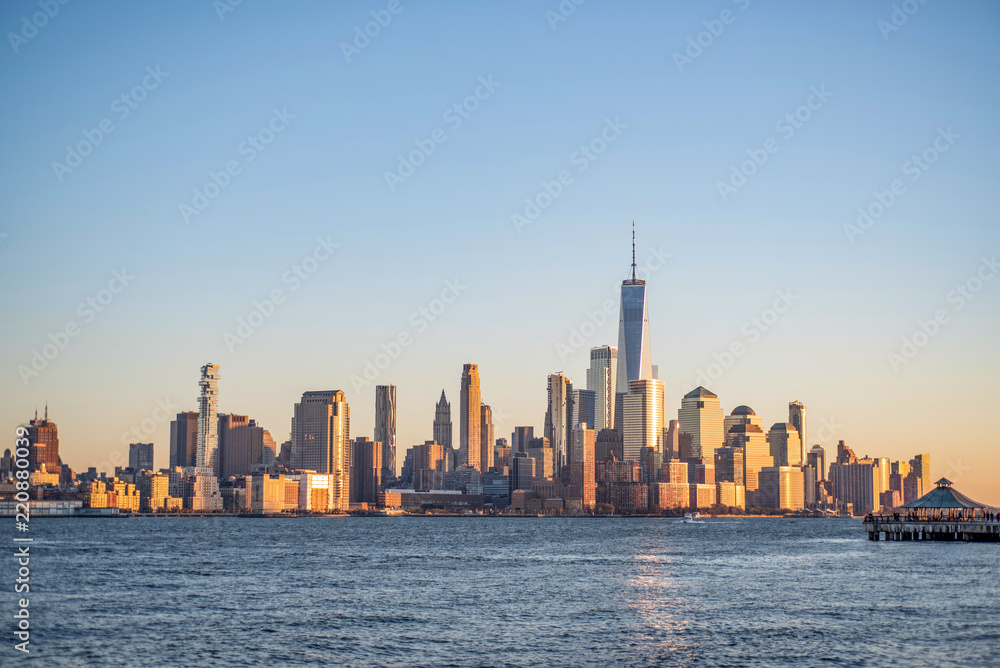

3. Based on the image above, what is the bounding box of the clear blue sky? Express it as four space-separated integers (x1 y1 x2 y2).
2 1 998 503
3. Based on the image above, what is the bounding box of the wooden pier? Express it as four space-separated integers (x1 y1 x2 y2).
865 519 1000 542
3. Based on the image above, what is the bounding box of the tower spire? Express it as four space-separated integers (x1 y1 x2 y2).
44 402 48 420
631 220 636 281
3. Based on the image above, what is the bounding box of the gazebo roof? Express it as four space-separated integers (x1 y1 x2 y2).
900 478 988 510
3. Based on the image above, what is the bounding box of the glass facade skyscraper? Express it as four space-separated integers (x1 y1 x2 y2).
615 226 654 434
196 363 220 475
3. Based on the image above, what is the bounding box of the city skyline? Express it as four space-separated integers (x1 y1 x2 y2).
1 2 998 505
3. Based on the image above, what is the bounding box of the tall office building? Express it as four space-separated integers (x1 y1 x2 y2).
460 364 482 471
586 346 618 430
351 437 382 505
663 419 680 460
128 443 154 471
169 411 199 469
290 390 351 510
571 425 597 508
807 444 826 481
677 387 724 460
433 390 453 468
509 453 535 497
767 423 802 467
724 406 772 500
910 453 931 497
24 405 59 473
571 389 597 434
614 225 654 433
196 363 221 476
622 379 665 462
375 385 396 481
788 401 807 466
218 415 276 479
511 426 534 454
544 373 573 471
828 442 878 515
757 466 806 511
480 404 494 472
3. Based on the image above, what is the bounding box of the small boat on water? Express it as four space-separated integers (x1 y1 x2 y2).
682 512 701 523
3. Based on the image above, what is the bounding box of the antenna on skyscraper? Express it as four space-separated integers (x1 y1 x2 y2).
631 220 637 281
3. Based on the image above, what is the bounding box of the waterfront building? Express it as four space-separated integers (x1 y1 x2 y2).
460 364 482 471
351 437 382 505
128 443 154 471
767 422 802 467
827 441 877 515
290 390 350 510
508 453 535 497
678 387 724 460
716 481 746 509
170 411 199 469
587 346 618 430
24 405 60 474
412 440 446 491
527 438 554 480
690 483 717 510
596 459 647 511
185 466 223 511
757 466 806 510
724 406 772 503
545 373 573 472
622 379 665 462
480 404 494 473
570 425 596 508
217 414 277 479
652 482 690 510
614 225 654 434
375 385 396 482
661 459 688 483
195 363 221 476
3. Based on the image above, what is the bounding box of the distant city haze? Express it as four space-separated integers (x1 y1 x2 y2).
1 2 997 505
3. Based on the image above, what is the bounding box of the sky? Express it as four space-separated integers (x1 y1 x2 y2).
1 0 998 505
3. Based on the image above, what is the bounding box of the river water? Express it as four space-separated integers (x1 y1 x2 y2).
12 516 999 667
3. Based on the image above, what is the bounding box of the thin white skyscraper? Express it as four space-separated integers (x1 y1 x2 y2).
196 363 220 476
587 346 617 430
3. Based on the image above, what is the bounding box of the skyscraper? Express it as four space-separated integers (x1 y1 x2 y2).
677 387 724 461
196 363 221 476
128 442 154 471
351 436 382 505
767 422 802 467
724 406 772 501
571 425 597 508
375 385 396 481
586 346 618 430
807 444 826 481
615 224 654 433
511 426 534 454
622 379 665 462
24 405 59 473
169 411 199 469
788 401 807 467
460 364 481 471
291 390 351 510
218 415 276 478
480 404 494 473
433 390 453 469
571 389 597 434
544 373 572 472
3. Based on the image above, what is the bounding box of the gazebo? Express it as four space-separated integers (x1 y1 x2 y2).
899 478 990 521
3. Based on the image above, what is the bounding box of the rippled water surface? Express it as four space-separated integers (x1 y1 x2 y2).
15 517 1000 667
